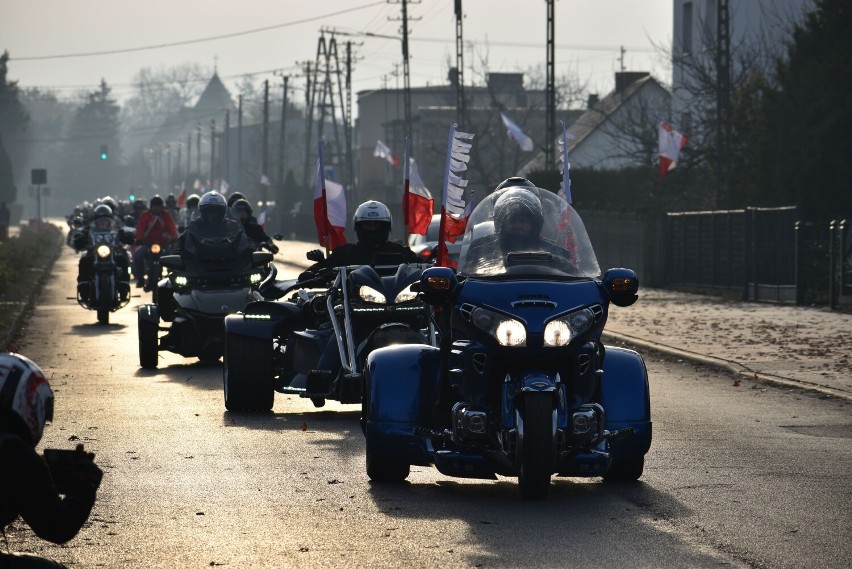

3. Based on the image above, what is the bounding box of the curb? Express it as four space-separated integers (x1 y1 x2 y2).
602 331 852 403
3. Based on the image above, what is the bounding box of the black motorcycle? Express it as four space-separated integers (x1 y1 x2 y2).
76 227 134 324
222 258 434 412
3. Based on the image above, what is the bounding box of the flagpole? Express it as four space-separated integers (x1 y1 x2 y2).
318 139 330 256
437 124 457 267
403 136 411 246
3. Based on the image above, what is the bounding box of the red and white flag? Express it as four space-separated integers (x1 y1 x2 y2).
658 121 687 179
558 120 575 204
374 139 399 166
500 112 534 152
219 179 230 196
176 182 187 208
437 124 474 267
313 141 347 251
403 137 433 236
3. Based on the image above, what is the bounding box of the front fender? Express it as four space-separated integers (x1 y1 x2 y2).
224 300 302 339
139 303 159 324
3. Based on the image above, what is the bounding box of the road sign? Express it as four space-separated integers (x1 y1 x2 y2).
31 169 47 185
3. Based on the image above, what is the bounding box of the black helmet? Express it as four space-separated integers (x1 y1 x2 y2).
495 177 537 191
353 200 392 247
93 204 113 219
149 195 164 208
165 194 177 207
199 191 227 225
227 192 247 208
232 198 253 218
493 188 544 252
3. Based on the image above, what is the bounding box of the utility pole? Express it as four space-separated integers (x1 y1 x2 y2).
400 0 413 135
237 94 243 190
455 0 466 126
345 41 354 195
545 0 556 168
224 109 230 183
715 0 731 209
209 119 216 183
262 79 270 204
196 123 201 177
166 144 172 191
187 133 192 179
277 74 289 190
176 142 182 183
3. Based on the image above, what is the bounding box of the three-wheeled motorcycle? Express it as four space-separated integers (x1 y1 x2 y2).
138 222 274 368
362 185 651 499
222 257 434 412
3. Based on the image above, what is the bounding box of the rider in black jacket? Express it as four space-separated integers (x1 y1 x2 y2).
231 199 278 253
0 353 103 569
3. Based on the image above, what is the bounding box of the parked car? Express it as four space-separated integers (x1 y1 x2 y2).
407 214 462 264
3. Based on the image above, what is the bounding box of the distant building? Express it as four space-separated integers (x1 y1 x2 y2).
521 72 671 173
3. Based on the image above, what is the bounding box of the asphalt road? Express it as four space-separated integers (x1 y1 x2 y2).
6 242 851 568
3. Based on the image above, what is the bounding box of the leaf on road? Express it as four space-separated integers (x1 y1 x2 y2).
733 379 741 387
301 422 308 431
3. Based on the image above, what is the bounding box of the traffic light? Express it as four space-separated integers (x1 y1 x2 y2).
100 144 108 160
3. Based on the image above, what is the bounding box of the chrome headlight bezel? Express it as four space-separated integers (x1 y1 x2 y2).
543 307 596 347
471 306 526 347
96 245 111 259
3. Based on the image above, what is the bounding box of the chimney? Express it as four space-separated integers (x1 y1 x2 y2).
587 94 600 109
615 71 650 93
448 67 459 89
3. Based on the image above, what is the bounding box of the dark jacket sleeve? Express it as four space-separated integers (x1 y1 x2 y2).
0 436 97 544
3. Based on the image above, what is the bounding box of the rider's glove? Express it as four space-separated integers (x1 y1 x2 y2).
268 243 280 254
306 249 324 262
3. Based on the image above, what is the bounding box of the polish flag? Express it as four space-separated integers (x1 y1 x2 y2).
374 139 399 166
500 112 534 151
437 124 475 267
176 182 187 208
313 142 347 250
658 121 687 179
402 137 433 236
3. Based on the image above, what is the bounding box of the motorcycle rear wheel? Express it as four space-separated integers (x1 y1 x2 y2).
517 393 555 500
138 310 159 369
366 450 410 482
602 456 644 483
224 333 274 412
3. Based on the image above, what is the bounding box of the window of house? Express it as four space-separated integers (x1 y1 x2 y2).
682 1 694 55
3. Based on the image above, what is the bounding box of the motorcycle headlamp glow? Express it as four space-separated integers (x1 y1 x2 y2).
394 284 417 303
150 243 161 255
249 272 263 284
359 285 386 304
543 307 596 347
174 275 189 287
96 245 111 259
471 307 526 347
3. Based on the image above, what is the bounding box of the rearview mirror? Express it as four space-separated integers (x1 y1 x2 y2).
418 266 458 305
602 268 639 307
252 251 274 266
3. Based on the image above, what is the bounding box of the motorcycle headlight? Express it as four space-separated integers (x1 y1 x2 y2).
359 285 386 304
150 243 161 255
394 284 417 303
174 275 189 287
544 307 596 347
249 272 262 284
96 245 111 259
471 307 526 347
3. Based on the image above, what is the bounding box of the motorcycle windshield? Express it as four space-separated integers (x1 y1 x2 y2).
457 186 600 279
182 220 252 275
89 228 116 246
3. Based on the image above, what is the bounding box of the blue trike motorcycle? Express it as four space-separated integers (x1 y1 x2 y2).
362 185 651 499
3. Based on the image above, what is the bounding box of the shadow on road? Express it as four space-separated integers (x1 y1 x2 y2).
68 321 128 335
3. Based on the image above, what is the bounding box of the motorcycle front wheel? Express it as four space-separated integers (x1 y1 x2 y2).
97 274 111 325
517 393 555 500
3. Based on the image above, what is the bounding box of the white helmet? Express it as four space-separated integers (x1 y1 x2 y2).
198 191 227 225
353 201 392 246
0 353 54 446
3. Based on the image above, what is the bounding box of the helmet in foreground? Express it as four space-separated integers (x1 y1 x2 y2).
353 201 392 247
495 177 536 191
493 188 544 252
0 353 54 446
199 191 227 225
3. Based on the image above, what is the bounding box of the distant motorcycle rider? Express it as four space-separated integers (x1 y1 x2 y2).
0 353 103 569
133 195 178 288
173 191 247 260
75 204 131 301
231 198 278 253
300 200 417 279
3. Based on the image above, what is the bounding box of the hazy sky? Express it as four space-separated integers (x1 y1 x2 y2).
3 0 673 105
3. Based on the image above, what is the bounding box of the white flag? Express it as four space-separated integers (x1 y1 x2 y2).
500 112 534 152
374 139 399 166
260 174 271 186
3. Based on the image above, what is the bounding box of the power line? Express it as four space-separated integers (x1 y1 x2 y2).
9 2 386 61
